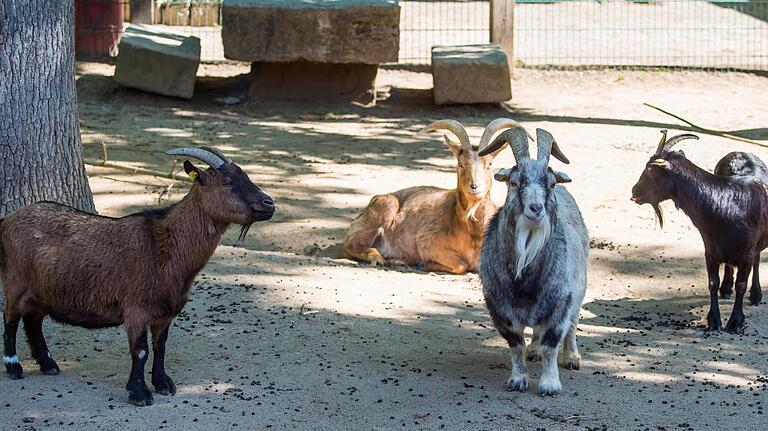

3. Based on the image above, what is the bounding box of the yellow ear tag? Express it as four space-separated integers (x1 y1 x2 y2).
188 171 198 181
651 158 668 167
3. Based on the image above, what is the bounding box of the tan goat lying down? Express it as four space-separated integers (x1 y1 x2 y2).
342 118 539 274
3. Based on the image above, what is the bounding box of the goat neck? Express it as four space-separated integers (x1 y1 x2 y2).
154 185 228 282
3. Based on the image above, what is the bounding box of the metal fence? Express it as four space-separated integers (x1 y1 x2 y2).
75 0 768 71
401 0 768 71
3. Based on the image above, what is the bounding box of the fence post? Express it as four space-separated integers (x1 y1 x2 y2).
490 0 515 69
131 0 153 24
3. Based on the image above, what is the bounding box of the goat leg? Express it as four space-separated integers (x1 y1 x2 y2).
538 326 564 396
420 260 468 274
342 196 397 267
3 307 23 379
150 319 176 396
22 310 59 375
525 326 543 362
125 325 153 406
725 262 750 334
749 254 762 306
705 256 722 332
559 316 581 371
502 328 528 392
720 265 734 299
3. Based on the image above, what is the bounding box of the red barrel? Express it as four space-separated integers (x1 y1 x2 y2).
75 0 125 58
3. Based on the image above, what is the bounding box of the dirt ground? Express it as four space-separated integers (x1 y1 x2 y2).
1 63 768 430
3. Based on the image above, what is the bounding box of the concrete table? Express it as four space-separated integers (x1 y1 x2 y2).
221 0 400 103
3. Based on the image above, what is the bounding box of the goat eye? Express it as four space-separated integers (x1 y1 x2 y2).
222 179 232 187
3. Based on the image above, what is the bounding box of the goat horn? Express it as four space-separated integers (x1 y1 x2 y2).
200 146 232 164
477 118 534 155
419 120 472 153
655 129 669 154
535 129 571 165
661 133 699 153
165 147 226 169
479 127 530 164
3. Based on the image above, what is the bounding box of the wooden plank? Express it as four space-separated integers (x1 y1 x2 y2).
130 0 153 24
490 0 515 68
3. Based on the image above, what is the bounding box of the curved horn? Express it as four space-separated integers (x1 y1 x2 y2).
655 129 668 154
165 147 225 168
200 146 232 164
661 133 699 154
419 119 471 153
535 129 571 165
479 127 530 164
477 118 534 154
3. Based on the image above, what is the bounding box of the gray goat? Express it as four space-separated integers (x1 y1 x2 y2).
478 128 588 395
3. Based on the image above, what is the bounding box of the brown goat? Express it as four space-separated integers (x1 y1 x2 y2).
342 118 531 274
1 147 274 406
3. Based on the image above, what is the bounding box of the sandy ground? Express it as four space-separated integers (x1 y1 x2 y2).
1 63 768 430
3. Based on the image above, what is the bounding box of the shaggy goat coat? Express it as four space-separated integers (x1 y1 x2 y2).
481 186 588 336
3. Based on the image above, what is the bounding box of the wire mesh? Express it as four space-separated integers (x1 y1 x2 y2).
74 1 768 71
400 0 768 71
399 1 490 64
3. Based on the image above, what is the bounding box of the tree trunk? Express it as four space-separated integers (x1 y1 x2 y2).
0 0 96 217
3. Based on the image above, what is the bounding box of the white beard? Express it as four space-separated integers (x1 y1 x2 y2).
514 214 551 279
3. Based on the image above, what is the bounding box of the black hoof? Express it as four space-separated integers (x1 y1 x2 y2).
152 374 176 396
40 357 60 375
706 317 722 333
127 385 154 407
526 352 542 363
719 290 732 299
724 317 745 334
749 291 762 306
5 363 23 380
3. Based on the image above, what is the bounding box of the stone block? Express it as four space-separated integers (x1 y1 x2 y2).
222 0 400 64
249 61 378 104
113 24 201 99
431 44 512 105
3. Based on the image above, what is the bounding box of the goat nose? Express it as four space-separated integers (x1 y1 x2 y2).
262 198 275 209
470 184 479 190
529 203 543 214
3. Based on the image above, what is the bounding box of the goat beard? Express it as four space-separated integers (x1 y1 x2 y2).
237 223 253 243
514 214 551 280
652 203 664 229
466 201 482 222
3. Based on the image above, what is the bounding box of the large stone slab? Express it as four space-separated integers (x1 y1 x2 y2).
249 61 378 104
431 44 512 105
222 0 400 64
113 24 201 99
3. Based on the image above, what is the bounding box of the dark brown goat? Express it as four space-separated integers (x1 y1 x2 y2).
1 147 274 406
631 131 767 333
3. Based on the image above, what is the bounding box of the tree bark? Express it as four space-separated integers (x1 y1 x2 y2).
0 0 96 217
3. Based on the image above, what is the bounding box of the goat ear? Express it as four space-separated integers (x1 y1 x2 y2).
651 158 670 169
494 168 512 182
183 160 206 185
444 136 462 157
554 171 572 183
